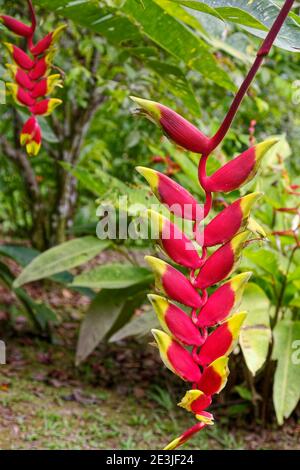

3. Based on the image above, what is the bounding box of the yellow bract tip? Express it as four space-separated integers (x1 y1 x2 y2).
255 138 279 163
196 413 214 425
230 271 252 293
210 356 229 377
136 166 159 192
227 311 247 338
178 389 203 411
230 230 250 252
147 209 165 233
240 192 263 217
148 294 169 332
163 437 181 451
130 96 161 121
53 24 67 40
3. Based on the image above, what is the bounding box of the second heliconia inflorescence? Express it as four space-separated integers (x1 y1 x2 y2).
0 1 65 156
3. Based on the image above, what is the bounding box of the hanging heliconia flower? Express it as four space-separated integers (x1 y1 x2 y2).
131 88 279 448
1 1 65 156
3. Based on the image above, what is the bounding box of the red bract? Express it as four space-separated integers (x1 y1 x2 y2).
147 210 203 269
194 231 250 289
0 15 32 37
149 295 205 346
137 166 203 221
202 192 262 246
145 256 203 308
202 139 278 193
1 1 65 156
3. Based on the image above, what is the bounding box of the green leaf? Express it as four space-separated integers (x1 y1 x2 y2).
144 59 199 114
239 283 272 376
76 284 149 364
0 244 95 298
13 237 110 288
0 261 56 330
243 247 278 276
109 309 159 342
122 0 234 90
16 290 57 330
175 0 300 51
0 244 39 267
272 320 300 425
72 263 153 289
35 0 234 90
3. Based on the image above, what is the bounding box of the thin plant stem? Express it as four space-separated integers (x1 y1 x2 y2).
208 0 295 152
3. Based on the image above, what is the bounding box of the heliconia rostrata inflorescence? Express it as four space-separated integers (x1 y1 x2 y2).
1 1 65 156
129 0 295 445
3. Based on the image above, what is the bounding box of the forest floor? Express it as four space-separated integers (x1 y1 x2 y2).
0 255 299 450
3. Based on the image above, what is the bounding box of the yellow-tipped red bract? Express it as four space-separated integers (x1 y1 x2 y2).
163 422 207 450
197 312 247 366
6 64 34 90
137 166 203 221
147 210 203 269
198 356 229 396
30 98 62 116
28 51 55 81
4 42 34 69
148 294 204 346
145 256 202 308
203 138 279 193
6 83 35 107
30 24 67 56
197 272 252 328
151 329 201 383
30 75 63 99
178 389 212 415
195 231 250 289
203 192 262 246
131 96 210 154
20 116 42 157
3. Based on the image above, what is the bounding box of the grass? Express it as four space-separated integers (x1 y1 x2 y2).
0 306 299 450
1 375 238 450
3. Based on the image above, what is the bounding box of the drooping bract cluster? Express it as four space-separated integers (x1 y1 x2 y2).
132 97 278 449
1 1 65 156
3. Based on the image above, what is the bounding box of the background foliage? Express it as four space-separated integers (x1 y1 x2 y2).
0 0 300 437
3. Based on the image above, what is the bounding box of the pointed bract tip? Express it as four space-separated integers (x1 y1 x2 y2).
53 23 67 39
136 166 159 192
255 137 279 161
178 390 203 410
230 271 252 292
240 192 263 215
151 328 172 350
227 311 247 336
196 411 214 425
130 96 161 121
231 230 250 250
145 255 166 276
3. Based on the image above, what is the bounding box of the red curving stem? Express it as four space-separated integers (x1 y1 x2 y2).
208 0 295 153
